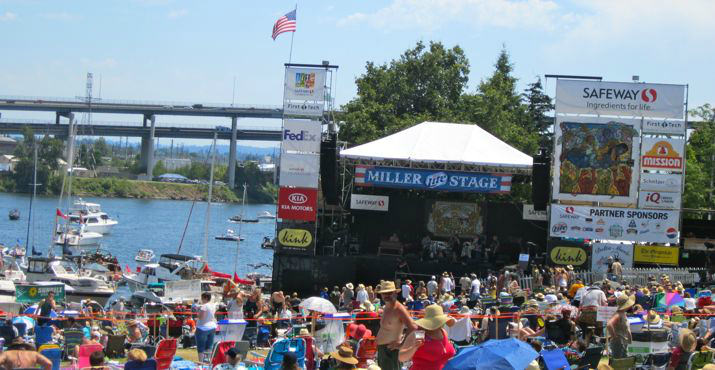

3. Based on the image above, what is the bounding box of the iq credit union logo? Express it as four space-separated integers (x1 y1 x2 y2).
642 141 682 170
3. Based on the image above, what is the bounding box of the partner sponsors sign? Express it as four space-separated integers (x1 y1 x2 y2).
592 242 633 273
282 119 321 153
276 221 315 255
638 191 681 210
15 283 65 303
547 239 587 266
549 204 680 243
642 119 686 135
279 153 320 188
278 187 317 221
284 67 326 102
555 80 685 118
523 204 549 221
634 244 679 265
640 137 685 171
350 194 389 212
639 173 682 192
354 165 511 194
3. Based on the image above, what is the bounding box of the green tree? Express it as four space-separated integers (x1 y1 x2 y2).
685 104 715 212
522 77 554 141
153 160 167 176
12 127 64 193
93 137 110 158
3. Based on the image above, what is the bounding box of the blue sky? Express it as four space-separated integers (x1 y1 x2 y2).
1 0 713 146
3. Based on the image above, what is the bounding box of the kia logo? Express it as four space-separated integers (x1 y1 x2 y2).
565 206 575 214
288 193 307 204
641 88 657 103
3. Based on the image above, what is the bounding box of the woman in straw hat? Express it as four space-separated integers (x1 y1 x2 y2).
607 293 634 359
329 345 359 370
669 328 697 370
399 304 456 370
375 281 417 370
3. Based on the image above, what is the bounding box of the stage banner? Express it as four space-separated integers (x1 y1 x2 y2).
282 119 321 153
523 204 549 221
641 137 685 171
552 116 640 204
278 187 317 221
15 283 65 303
350 194 389 212
276 221 315 255
638 190 681 210
279 153 320 188
426 201 483 237
283 101 324 117
549 204 680 244
354 165 511 194
642 119 686 135
634 244 679 265
547 239 588 266
640 173 683 192
284 67 326 102
555 80 685 118
592 242 633 273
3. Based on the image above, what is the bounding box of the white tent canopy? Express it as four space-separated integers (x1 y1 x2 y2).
340 121 533 170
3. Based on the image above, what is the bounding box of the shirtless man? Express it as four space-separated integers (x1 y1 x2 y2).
376 281 416 370
0 338 52 370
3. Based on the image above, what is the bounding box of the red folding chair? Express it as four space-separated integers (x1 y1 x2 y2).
298 335 316 370
211 340 237 367
154 338 177 370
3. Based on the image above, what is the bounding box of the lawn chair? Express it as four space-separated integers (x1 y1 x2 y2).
105 334 126 358
485 318 508 340
355 337 377 369
264 338 306 370
124 359 158 370
638 352 670 370
234 340 250 360
76 343 103 369
540 349 569 370
0 324 17 344
40 347 62 370
297 335 317 370
609 356 637 370
35 325 54 347
63 329 85 359
575 346 603 370
154 338 177 370
257 325 271 347
130 343 156 359
210 340 236 368
688 350 714 370
12 322 27 337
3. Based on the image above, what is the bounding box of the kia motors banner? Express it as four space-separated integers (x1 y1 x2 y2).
276 221 315 255
592 242 633 273
552 116 640 204
547 239 588 266
634 244 679 265
523 204 549 221
354 165 511 194
282 119 321 153
279 153 320 188
278 187 317 221
283 101 324 117
641 119 686 135
350 194 389 212
638 191 681 210
639 173 682 192
549 204 680 243
284 67 326 102
640 137 685 171
555 80 685 118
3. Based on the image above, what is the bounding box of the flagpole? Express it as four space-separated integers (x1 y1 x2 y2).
288 3 297 63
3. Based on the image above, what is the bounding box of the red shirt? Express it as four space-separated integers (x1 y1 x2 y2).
410 329 456 370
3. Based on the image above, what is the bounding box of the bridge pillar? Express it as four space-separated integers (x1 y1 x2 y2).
228 117 238 188
64 118 76 165
145 115 156 178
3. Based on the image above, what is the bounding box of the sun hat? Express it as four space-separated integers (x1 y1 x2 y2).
418 293 428 300
679 328 697 352
535 293 545 300
330 346 359 365
567 265 574 270
346 283 354 290
415 304 454 331
646 310 662 325
616 293 635 311
354 324 367 340
359 301 375 312
299 328 310 336
367 364 381 370
376 281 400 294
671 306 683 314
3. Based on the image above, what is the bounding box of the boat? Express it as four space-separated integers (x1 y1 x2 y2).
261 236 275 250
229 215 259 223
122 253 205 292
54 225 103 247
257 211 276 219
67 199 119 234
135 249 156 263
23 257 115 305
8 209 19 220
215 229 245 241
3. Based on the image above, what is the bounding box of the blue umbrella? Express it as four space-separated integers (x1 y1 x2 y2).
444 338 539 370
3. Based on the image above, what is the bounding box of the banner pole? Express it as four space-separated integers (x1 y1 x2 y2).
288 4 297 63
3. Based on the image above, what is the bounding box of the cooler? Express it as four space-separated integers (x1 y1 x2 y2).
217 319 247 342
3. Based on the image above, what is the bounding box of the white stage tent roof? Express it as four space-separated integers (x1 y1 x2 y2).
340 121 533 172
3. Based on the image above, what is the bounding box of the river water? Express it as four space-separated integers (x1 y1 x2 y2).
0 192 276 278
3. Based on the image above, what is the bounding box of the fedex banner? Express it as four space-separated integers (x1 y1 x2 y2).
284 67 326 102
354 165 511 194
549 204 680 243
556 80 685 118
282 119 321 153
278 187 317 221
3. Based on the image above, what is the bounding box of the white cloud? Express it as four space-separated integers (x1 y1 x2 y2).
0 11 17 21
167 9 188 19
40 12 81 21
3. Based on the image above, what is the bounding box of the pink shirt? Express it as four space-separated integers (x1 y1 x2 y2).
410 329 456 370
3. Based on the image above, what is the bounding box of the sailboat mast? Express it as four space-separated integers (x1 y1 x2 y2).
25 144 38 255
202 131 217 262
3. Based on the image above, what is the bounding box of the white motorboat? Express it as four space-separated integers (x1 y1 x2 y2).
215 229 245 241
55 226 103 247
257 211 276 219
24 257 115 305
68 199 119 234
135 249 156 263
122 253 205 293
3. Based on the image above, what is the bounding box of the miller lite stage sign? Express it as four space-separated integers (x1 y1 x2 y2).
354 165 511 194
278 187 317 221
556 80 685 118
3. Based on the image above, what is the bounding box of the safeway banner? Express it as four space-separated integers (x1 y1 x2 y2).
282 119 321 153
641 137 685 171
555 80 685 118
350 194 389 212
278 187 317 221
549 204 680 243
355 165 511 194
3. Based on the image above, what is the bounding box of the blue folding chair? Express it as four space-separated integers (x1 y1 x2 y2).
35 326 54 347
264 338 306 370
40 348 62 370
541 349 570 370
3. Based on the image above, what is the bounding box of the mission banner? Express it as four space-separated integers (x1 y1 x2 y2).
354 165 511 194
549 204 680 243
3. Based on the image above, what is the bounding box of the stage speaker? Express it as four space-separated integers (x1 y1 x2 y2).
321 134 339 205
532 150 550 211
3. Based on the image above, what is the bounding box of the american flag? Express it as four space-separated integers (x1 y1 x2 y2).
272 9 296 40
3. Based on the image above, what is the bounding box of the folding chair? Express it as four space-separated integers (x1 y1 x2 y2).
688 350 714 370
35 325 54 347
576 346 603 370
40 347 62 370
12 322 27 337
76 343 103 369
234 340 250 359
264 338 306 370
0 324 16 345
540 349 570 370
609 356 637 370
63 329 85 359
105 334 126 358
154 338 177 370
210 340 236 368
638 352 670 370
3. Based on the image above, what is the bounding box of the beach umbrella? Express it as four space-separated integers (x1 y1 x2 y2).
656 292 685 308
444 338 538 370
12 316 36 331
299 297 336 314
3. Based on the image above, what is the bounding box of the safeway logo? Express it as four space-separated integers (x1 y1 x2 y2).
565 207 575 214
641 88 657 103
288 193 307 204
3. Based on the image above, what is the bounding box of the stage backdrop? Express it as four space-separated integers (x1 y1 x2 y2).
426 201 483 237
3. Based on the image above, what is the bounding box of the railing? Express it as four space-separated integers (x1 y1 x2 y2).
0 94 282 110
0 118 281 131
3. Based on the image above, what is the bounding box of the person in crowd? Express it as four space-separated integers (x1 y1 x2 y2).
568 278 585 300
0 338 52 370
469 273 481 305
329 345 359 370
579 283 608 337
670 328 697 370
36 290 57 327
427 276 438 298
367 285 376 302
281 352 300 370
399 304 456 370
320 287 330 300
607 294 634 359
330 286 341 307
244 287 264 346
414 281 427 299
127 348 148 363
440 272 454 293
127 320 144 344
376 281 417 370
459 274 471 296
343 283 355 310
196 291 217 362
89 350 106 369
611 257 623 280
400 280 412 302
356 284 369 304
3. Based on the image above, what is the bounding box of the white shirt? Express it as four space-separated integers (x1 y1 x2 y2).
427 280 438 296
356 289 369 303
574 286 587 301
684 297 697 311
197 302 217 330
226 299 244 320
460 277 471 292
401 284 411 300
470 279 481 295
580 288 607 308
446 317 471 342
442 277 453 292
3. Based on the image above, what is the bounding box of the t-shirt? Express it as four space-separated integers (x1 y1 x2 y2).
243 299 259 328
401 284 411 300
460 277 471 292
470 279 481 296
442 277 453 292
427 280 438 296
581 288 607 308
197 303 217 330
